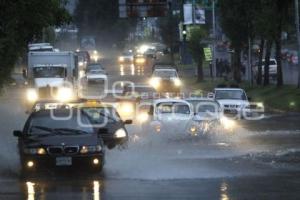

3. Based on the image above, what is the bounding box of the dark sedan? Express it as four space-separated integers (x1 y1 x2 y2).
14 108 105 175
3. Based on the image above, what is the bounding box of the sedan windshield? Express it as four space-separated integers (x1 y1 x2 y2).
215 90 247 100
33 67 66 78
188 101 220 113
87 64 104 71
28 111 93 135
153 70 177 78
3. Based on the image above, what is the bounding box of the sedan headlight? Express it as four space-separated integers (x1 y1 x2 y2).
137 112 149 123
119 102 134 116
173 78 182 87
189 125 198 135
220 116 236 130
114 128 127 138
26 88 38 102
24 147 46 155
136 58 145 63
79 61 84 67
56 87 73 102
119 57 124 62
149 77 161 89
80 145 102 154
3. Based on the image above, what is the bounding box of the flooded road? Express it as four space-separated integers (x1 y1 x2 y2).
0 59 300 200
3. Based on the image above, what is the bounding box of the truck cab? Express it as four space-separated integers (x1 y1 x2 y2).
25 51 77 108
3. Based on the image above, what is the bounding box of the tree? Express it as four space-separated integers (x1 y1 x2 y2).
0 0 70 88
218 0 258 83
158 13 180 61
188 27 207 82
253 0 293 86
273 0 293 87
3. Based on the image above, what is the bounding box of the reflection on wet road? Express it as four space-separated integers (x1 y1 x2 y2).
119 64 145 76
1 60 300 200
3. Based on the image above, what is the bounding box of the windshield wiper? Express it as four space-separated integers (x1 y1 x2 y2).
96 112 118 123
29 126 59 137
54 128 90 135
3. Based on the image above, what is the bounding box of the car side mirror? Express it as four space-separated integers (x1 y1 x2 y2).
13 130 23 137
124 120 133 125
98 128 108 135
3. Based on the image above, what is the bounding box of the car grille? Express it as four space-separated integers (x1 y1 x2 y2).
47 146 79 156
48 146 63 155
38 86 58 99
161 80 172 86
64 146 79 155
224 104 240 108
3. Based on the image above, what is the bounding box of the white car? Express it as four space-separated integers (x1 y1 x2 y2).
254 58 277 77
186 97 236 135
214 88 250 119
139 99 193 136
149 68 182 93
86 64 107 83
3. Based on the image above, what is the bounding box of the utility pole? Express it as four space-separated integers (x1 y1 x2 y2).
248 37 253 86
295 0 300 88
212 0 216 79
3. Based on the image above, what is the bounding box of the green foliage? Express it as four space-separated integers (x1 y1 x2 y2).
188 26 208 82
188 26 207 60
0 0 71 87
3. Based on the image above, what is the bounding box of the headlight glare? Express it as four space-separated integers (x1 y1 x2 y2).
220 117 236 130
26 89 38 102
56 87 73 102
149 77 161 89
173 78 182 86
114 128 127 138
80 145 102 154
24 147 46 155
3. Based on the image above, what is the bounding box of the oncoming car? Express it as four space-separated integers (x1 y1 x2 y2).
139 99 193 136
149 68 182 93
214 87 251 119
85 63 107 84
186 98 236 136
134 54 146 65
118 51 134 63
14 108 105 175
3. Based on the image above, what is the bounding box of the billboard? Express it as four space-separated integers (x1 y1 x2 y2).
119 0 169 18
183 3 206 25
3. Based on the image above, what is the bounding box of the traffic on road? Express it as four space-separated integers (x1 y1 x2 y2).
1 1 300 200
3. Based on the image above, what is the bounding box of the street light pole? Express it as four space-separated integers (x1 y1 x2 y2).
212 0 216 79
295 0 300 88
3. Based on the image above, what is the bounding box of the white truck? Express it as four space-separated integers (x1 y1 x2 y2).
25 51 78 106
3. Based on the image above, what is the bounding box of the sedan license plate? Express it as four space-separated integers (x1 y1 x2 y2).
56 157 72 166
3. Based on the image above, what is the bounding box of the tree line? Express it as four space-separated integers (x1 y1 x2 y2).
0 0 70 88
218 0 294 86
